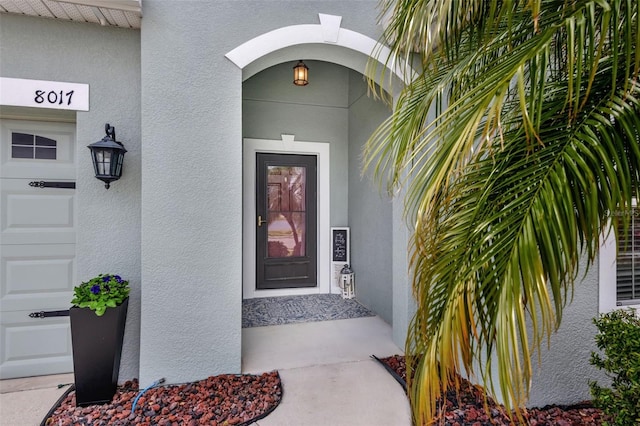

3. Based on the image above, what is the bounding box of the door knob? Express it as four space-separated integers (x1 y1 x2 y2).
257 215 267 227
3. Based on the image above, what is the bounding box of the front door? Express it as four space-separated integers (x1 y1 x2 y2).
256 153 317 289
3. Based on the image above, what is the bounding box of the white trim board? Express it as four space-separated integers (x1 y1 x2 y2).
599 228 619 313
599 207 640 313
242 136 333 299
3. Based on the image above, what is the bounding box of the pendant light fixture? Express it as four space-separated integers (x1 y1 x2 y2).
293 60 309 86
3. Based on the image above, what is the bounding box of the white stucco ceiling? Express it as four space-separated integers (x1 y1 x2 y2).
0 0 141 28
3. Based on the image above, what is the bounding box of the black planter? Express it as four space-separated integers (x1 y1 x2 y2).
70 297 128 407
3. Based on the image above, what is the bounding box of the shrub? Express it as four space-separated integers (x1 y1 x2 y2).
589 309 640 426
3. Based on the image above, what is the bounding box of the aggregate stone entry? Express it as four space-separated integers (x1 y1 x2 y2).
44 372 282 426
379 355 611 426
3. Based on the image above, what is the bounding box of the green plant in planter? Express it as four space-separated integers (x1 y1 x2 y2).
71 274 130 316
590 309 640 426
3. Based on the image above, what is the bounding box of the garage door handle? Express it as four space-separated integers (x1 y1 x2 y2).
29 181 76 189
29 310 70 319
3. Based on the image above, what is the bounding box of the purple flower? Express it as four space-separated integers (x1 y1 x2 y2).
90 284 101 294
102 275 111 282
114 275 123 283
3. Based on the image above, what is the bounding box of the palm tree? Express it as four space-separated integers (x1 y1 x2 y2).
365 0 640 423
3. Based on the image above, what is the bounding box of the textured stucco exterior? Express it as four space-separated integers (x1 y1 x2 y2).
138 0 389 387
347 70 394 324
527 259 607 407
0 0 614 408
140 1 242 386
0 13 142 381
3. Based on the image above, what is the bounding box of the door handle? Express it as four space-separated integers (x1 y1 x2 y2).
257 215 267 227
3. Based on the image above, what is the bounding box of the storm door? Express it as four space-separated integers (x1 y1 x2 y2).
256 153 317 289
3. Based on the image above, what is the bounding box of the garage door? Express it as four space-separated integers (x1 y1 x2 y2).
0 119 76 379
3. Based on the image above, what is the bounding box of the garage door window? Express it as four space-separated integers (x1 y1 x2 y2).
11 132 57 160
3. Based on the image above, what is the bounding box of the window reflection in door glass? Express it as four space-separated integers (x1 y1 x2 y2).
267 166 306 258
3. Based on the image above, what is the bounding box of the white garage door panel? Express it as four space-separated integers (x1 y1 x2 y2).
0 357 73 380
3 316 71 359
1 245 74 313
0 311 72 379
0 119 76 379
1 179 75 245
7 259 73 293
0 120 75 179
0 358 72 380
7 193 74 226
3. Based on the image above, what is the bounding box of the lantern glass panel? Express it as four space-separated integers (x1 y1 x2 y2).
115 153 124 176
92 151 101 175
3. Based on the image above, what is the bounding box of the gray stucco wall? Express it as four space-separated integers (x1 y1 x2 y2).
0 14 142 381
391 186 415 348
347 71 394 324
242 60 349 226
527 259 606 407
139 0 385 386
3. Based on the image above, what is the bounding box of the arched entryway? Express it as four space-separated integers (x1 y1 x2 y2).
227 14 415 351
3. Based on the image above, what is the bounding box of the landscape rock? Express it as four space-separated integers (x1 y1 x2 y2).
44 372 282 426
378 355 610 425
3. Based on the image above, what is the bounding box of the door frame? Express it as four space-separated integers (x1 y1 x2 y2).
243 136 331 299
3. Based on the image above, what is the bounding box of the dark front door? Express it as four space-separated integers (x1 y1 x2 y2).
256 153 317 289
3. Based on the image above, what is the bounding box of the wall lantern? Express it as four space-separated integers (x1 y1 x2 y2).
293 60 309 86
339 264 355 299
87 123 127 189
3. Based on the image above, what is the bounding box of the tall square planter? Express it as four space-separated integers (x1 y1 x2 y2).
70 297 128 407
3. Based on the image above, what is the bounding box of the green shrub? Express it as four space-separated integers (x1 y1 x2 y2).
589 309 640 426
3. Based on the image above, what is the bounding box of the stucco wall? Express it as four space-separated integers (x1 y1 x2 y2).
139 0 384 387
347 70 394 324
527 259 607 407
0 14 142 381
242 61 349 226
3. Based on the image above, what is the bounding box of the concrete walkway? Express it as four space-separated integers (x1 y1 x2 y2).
0 316 412 426
243 316 412 426
0 373 72 426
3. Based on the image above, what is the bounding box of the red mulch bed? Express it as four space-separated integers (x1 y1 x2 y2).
44 372 282 426
378 355 610 425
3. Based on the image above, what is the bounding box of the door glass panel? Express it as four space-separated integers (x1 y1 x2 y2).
267 166 306 258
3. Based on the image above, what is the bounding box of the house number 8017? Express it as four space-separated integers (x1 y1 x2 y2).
34 90 74 106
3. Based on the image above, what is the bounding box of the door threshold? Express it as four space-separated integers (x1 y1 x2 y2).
244 287 335 300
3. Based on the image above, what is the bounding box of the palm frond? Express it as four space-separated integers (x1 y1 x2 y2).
366 0 640 423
